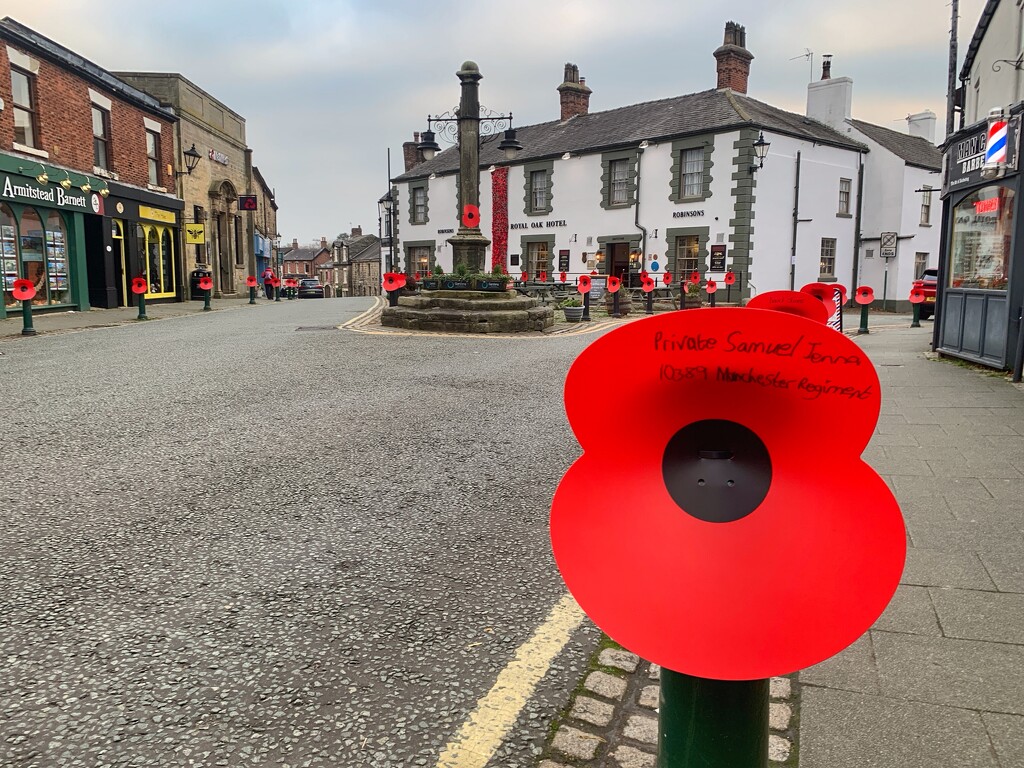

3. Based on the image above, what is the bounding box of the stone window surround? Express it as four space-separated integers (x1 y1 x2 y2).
670 135 714 204
403 239 436 275
594 233 642 276
409 181 429 225
600 149 639 210
523 160 554 216
665 226 710 281
518 234 556 277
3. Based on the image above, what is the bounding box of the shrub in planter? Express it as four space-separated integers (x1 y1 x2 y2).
560 296 585 322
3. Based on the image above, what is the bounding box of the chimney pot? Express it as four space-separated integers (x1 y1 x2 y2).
821 54 832 80
713 21 754 94
558 63 592 121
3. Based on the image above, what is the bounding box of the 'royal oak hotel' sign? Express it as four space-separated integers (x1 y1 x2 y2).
1 174 104 215
945 116 1020 193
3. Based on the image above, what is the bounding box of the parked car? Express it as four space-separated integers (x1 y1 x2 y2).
912 268 938 319
297 278 325 299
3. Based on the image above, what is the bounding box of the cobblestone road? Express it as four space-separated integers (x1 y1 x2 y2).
0 297 602 767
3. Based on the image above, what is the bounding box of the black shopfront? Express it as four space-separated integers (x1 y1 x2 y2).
937 109 1024 373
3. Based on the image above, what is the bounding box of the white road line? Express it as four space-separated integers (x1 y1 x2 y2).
434 592 586 768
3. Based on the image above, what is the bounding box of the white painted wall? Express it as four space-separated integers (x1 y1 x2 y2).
964 1 1024 125
393 129 862 295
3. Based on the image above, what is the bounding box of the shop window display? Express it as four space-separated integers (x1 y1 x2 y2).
45 212 69 305
950 185 1013 290
2 204 16 310
19 208 46 306
140 224 176 298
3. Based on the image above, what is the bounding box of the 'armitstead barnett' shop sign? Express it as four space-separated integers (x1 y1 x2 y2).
1 174 103 215
946 117 1019 193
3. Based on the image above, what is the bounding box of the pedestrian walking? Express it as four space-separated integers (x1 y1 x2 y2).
262 266 276 300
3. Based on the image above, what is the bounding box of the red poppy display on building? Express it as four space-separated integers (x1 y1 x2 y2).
382 272 407 291
12 278 36 301
550 309 905 680
131 277 148 295
491 167 509 271
856 286 875 304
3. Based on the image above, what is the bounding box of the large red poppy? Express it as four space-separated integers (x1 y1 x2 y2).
246 275 258 288
382 272 406 291
550 309 905 680
462 204 480 228
641 276 655 293
856 286 875 304
198 276 214 291
909 287 925 304
285 278 299 288
747 290 831 324
271 277 282 288
689 270 700 284
130 277 148 295
578 275 592 294
663 272 672 286
559 271 567 283
607 276 621 293
539 271 548 282
799 283 839 319
12 278 36 301
521 271 529 282
724 271 736 286
705 280 718 294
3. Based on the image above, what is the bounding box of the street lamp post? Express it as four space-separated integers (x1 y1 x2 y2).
418 61 522 274
378 189 397 275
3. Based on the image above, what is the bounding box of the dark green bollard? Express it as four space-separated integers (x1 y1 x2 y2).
275 285 282 302
582 291 591 321
910 303 921 328
612 291 621 318
857 304 870 335
646 291 654 315
203 288 212 311
136 292 148 321
659 670 769 768
249 286 256 305
20 299 36 336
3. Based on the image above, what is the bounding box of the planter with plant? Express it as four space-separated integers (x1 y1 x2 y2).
473 264 512 292
684 281 703 308
422 264 444 290
560 296 585 322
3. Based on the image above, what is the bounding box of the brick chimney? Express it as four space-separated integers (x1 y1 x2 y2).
320 236 328 250
403 132 424 172
713 21 754 94
350 225 362 237
292 238 299 251
557 63 592 121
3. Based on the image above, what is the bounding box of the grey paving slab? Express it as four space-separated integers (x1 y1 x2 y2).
892 475 994 501
884 444 972 462
926 459 1023 480
906 519 1024 553
901 548 997 590
868 432 922 447
945 496 1024 529
871 585 941 636
929 588 1024 644
981 712 1024 768
980 553 1024 593
872 630 1024 715
981 477 1024 499
800 634 881 695
897 498 956 523
799 687 997 768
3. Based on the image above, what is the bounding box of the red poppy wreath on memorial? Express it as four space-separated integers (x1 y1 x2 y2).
550 308 905 680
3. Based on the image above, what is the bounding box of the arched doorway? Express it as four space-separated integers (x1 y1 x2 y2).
208 179 239 295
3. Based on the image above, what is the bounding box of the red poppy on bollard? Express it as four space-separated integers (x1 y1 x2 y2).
663 271 673 285
12 278 36 301
578 275 592 294
382 272 406 291
856 286 875 305
747 290 831 324
271 277 282 288
607 276 621 293
198 276 214 291
560 271 567 283
800 283 840 318
461 204 480 228
909 287 926 304
286 278 299 288
705 280 718 294
641 276 656 293
521 271 529 282
689 270 700 284
550 308 905 680
640 270 649 281
131 277 148 295
539 270 548 282
246 275 258 288
724 271 736 286
834 284 849 305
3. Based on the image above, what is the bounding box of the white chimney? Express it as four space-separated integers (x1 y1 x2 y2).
906 110 937 144
807 76 853 128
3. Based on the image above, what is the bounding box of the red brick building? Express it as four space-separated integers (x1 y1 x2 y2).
0 17 184 316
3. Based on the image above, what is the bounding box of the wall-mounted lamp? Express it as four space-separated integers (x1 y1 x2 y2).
595 249 605 263
59 170 73 190
20 164 47 184
97 179 110 198
750 132 770 172
80 180 91 193
174 143 203 177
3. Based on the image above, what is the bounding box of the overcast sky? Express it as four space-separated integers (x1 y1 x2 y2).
8 1 987 243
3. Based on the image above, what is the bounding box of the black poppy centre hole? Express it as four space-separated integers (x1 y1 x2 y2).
662 419 772 523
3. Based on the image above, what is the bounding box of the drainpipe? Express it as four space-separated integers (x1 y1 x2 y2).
635 146 648 273
851 153 865 301
790 151 802 290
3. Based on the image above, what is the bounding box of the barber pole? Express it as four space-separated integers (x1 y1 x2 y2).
984 107 1008 175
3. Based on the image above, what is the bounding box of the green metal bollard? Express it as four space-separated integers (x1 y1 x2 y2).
910 303 921 328
857 304 870 335
659 670 769 768
20 299 36 336
203 288 212 311
136 292 148 321
249 286 256 305
275 284 281 302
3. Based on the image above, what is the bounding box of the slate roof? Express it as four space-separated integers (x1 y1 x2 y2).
0 17 177 122
347 235 381 263
848 119 942 171
395 88 866 182
282 247 328 262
